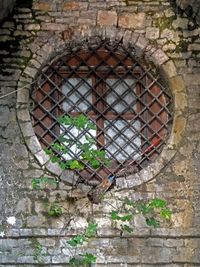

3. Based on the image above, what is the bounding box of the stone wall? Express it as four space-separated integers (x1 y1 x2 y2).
0 0 200 266
0 0 16 21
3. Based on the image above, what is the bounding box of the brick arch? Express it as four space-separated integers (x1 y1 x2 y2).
16 26 187 191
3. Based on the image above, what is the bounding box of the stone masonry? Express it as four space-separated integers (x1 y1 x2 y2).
0 0 200 266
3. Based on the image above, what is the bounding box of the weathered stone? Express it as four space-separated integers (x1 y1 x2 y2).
145 27 159 40
161 29 179 42
20 122 35 137
171 116 186 145
151 49 169 65
25 24 41 31
46 161 62 176
62 2 80 11
118 13 146 29
41 23 69 31
34 150 49 166
172 17 188 29
26 136 42 154
174 92 187 111
162 60 177 78
169 75 185 92
97 11 117 26
27 214 46 227
16 198 32 214
188 43 200 51
17 108 30 122
60 169 79 185
33 3 53 12
23 169 44 178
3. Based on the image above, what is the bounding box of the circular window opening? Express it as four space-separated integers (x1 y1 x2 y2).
30 41 172 184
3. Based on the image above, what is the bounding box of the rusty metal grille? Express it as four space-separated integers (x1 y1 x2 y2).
30 41 172 184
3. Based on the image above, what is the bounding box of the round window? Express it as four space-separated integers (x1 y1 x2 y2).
30 41 172 184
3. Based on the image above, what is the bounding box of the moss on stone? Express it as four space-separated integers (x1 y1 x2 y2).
175 39 189 52
154 16 175 31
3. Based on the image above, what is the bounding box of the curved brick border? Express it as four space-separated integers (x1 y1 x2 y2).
16 26 187 190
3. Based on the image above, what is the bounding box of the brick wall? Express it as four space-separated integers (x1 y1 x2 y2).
0 0 200 266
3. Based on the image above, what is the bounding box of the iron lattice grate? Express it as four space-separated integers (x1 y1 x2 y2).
30 41 172 184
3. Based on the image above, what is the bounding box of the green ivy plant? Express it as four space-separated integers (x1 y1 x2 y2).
47 203 63 217
111 197 172 234
67 222 98 266
31 239 47 264
31 114 173 266
44 114 110 171
31 177 58 190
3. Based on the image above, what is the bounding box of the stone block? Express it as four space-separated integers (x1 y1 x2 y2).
27 214 46 227
97 11 117 26
20 122 35 137
169 75 185 93
24 66 38 78
62 2 80 11
46 161 62 176
135 36 149 51
174 92 187 111
25 24 41 31
118 13 146 29
162 60 177 78
33 3 53 12
35 150 49 166
60 169 79 185
17 87 29 103
26 136 42 154
145 27 159 40
151 49 169 66
17 108 30 122
171 116 186 145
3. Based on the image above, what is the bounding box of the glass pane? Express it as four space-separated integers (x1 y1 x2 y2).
62 78 92 112
60 124 96 160
106 79 136 112
105 120 141 161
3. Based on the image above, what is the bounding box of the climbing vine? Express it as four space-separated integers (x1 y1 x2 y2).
30 114 172 265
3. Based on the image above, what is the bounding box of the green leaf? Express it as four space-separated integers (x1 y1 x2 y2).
90 159 100 169
111 211 133 222
149 198 167 208
31 178 41 189
67 235 85 247
69 257 82 266
50 156 60 163
138 204 153 215
111 210 120 220
44 148 53 155
85 135 96 144
160 208 172 220
59 161 68 170
120 214 133 222
74 114 88 129
51 143 68 153
69 160 84 170
123 197 135 207
121 224 134 233
48 204 63 217
31 177 58 190
87 121 96 130
85 223 98 238
81 253 97 265
58 115 73 125
146 217 160 228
